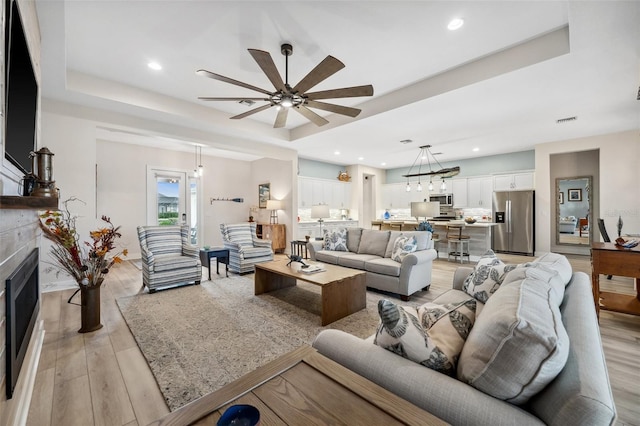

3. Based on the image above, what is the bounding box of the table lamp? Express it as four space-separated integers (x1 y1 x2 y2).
266 199 282 224
411 201 440 221
311 204 330 239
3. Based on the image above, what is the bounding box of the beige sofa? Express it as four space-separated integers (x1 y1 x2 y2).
307 228 437 301
312 253 616 425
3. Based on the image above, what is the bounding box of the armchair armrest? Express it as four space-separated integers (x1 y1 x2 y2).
182 244 199 258
140 246 154 271
253 238 272 248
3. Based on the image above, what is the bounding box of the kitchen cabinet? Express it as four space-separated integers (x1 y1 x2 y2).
451 178 468 208
381 183 427 209
298 177 351 209
256 223 286 253
493 172 534 191
467 177 493 207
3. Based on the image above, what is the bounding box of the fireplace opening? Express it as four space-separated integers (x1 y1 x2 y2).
6 248 40 399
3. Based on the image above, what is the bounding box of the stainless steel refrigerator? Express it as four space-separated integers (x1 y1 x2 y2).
492 190 535 255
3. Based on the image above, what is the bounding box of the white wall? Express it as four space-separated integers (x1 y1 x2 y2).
535 130 640 255
39 105 298 287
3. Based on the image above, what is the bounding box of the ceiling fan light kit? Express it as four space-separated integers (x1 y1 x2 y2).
197 43 374 128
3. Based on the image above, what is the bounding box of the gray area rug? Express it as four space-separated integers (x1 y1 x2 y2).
116 275 391 411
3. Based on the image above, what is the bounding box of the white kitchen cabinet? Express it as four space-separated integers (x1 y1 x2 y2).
467 176 493 207
298 177 352 209
298 178 313 208
493 172 534 191
451 178 468 208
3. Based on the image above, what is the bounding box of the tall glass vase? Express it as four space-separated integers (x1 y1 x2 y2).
79 284 103 333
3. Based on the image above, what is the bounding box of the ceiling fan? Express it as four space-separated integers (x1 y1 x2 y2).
196 43 374 128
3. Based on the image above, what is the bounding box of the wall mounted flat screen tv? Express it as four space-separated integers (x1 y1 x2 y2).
4 0 38 175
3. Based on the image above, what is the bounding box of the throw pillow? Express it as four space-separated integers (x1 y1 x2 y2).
391 236 418 262
457 264 570 405
323 228 348 251
374 298 477 376
462 250 517 303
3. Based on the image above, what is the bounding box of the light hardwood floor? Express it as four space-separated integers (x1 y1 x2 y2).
27 254 640 426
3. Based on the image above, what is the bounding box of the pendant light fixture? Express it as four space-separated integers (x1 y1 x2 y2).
197 146 204 176
402 143 460 192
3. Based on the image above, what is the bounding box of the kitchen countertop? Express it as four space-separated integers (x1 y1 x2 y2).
373 219 497 227
299 219 358 224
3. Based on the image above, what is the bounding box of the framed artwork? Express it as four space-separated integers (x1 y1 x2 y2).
559 192 564 204
568 188 582 202
258 183 270 208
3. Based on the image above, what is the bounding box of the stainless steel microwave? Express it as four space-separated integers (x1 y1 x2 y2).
429 193 453 206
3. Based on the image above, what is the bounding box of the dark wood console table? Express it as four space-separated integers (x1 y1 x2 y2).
199 247 229 280
591 242 640 319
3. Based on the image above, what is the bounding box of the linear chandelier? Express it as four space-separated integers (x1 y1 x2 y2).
402 144 460 192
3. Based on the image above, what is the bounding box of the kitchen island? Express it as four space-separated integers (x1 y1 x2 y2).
371 219 497 261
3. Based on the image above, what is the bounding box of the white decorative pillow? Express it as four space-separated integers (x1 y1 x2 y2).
323 228 348 251
462 250 517 303
391 236 417 262
374 298 477 376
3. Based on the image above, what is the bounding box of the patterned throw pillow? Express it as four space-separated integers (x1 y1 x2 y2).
374 298 477 376
391 236 418 262
323 228 348 251
462 250 517 303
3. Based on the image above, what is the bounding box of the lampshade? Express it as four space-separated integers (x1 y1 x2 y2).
265 199 282 211
411 201 440 219
311 204 330 219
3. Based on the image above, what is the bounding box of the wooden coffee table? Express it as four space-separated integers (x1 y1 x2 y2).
148 345 447 426
254 260 366 326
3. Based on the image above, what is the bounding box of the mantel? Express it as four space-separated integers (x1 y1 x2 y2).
0 196 59 210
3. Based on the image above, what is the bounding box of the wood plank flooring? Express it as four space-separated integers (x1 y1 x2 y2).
27 254 640 426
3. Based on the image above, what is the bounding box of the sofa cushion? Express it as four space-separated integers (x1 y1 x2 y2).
338 253 380 270
384 231 404 258
241 246 273 259
358 230 390 257
315 250 351 265
391 235 418 262
533 252 572 286
221 224 254 248
462 250 517 303
434 288 486 318
401 231 431 251
347 228 363 253
374 298 476 376
323 228 348 251
154 254 200 272
364 257 401 277
457 263 570 405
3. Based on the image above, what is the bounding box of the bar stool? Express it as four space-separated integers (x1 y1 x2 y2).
431 233 440 259
446 224 470 263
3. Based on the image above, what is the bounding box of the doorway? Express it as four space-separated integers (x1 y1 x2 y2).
146 167 201 244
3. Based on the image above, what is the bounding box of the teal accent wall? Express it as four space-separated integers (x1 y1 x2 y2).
298 158 346 179
385 150 535 183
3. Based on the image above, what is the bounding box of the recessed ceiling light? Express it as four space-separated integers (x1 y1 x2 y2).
472 147 480 152
358 157 364 161
448 18 464 31
334 151 340 155
148 62 162 71
381 162 386 166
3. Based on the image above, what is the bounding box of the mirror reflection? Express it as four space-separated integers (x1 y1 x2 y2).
557 176 592 245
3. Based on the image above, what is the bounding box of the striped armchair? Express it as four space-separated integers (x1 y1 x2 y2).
137 225 202 292
220 223 274 274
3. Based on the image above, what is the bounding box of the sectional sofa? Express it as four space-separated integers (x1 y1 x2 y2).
307 228 437 300
312 253 616 425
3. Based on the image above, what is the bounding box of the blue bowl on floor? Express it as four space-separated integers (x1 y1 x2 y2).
217 404 260 426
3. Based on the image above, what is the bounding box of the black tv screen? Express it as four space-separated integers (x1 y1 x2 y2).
4 0 38 175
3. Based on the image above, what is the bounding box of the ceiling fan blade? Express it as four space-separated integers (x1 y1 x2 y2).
198 97 270 101
305 100 361 118
293 105 329 126
230 103 273 120
305 84 374 100
292 55 345 94
274 107 288 128
248 49 286 92
196 69 273 96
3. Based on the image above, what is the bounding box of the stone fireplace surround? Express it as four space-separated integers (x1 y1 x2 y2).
0 207 45 426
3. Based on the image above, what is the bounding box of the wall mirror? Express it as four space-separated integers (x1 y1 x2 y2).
556 176 592 246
